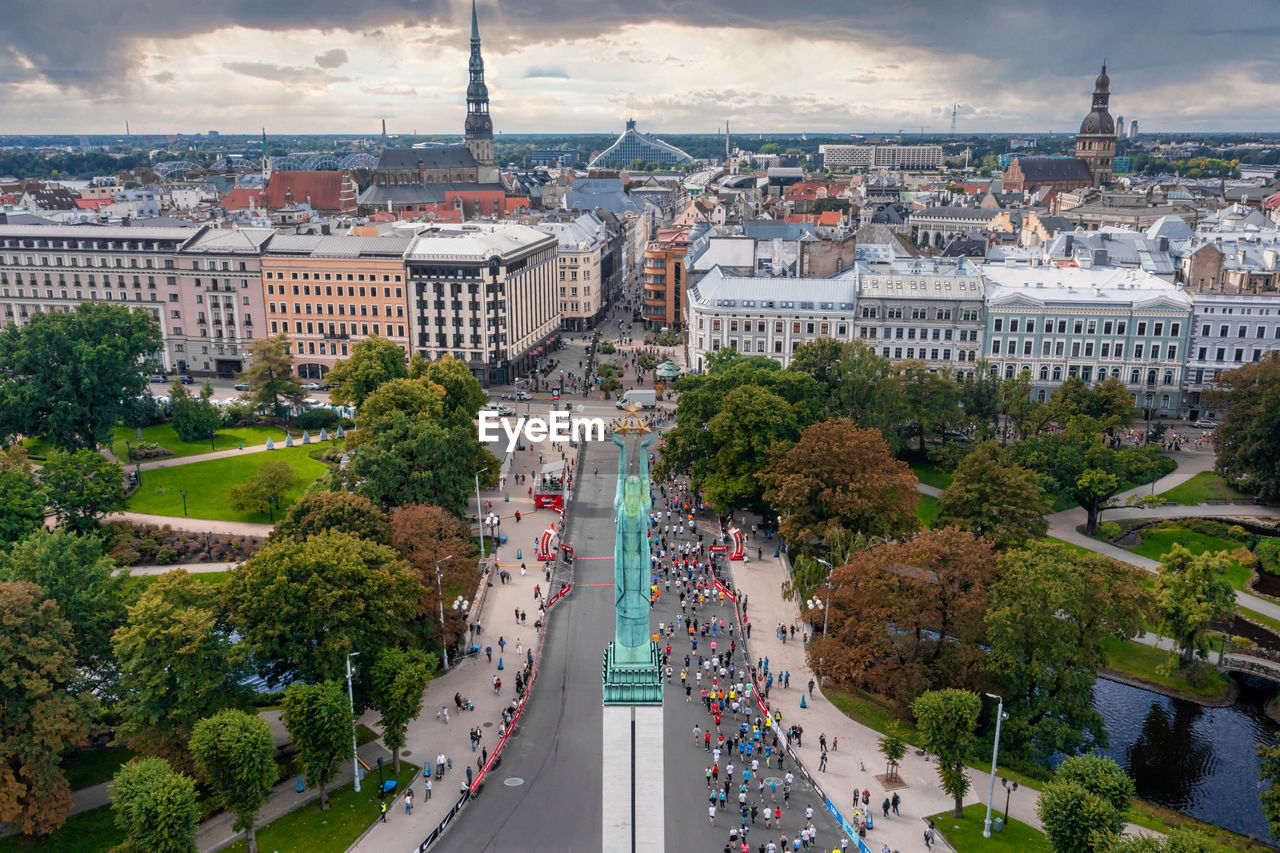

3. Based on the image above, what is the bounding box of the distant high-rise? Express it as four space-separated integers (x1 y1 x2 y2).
1128 119 1139 139
1116 115 1125 137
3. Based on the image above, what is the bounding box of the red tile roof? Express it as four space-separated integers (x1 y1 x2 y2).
265 171 356 213
75 198 111 211
816 210 843 226
1264 191 1280 211
219 188 267 212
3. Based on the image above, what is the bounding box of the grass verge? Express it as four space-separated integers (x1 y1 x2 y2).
222 765 418 853
62 746 135 791
1128 799 1264 853
1101 636 1232 698
0 805 124 853
916 494 940 526
1157 471 1251 506
110 423 285 462
909 462 953 491
1122 526 1250 590
126 443 329 522
929 802 1052 852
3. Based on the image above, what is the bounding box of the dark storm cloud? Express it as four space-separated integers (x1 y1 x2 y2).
524 66 569 78
314 48 349 69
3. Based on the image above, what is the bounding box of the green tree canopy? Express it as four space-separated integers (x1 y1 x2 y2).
702 385 800 512
169 381 221 443
958 361 1003 436
353 377 445 434
1000 369 1053 440
894 362 961 451
112 570 243 766
0 528 128 692
0 447 45 547
1153 543 1235 666
241 334 305 421
370 648 435 773
1259 742 1280 842
327 334 408 408
39 448 127 532
787 340 902 445
761 418 918 545
190 709 276 853
1209 352 1280 499
935 441 1051 546
986 542 1148 764
109 756 199 853
281 681 354 810
0 302 161 450
272 490 390 545
410 353 488 425
225 459 305 520
911 688 981 817
349 407 479 515
0 582 95 836
223 531 423 686
1038 754 1134 853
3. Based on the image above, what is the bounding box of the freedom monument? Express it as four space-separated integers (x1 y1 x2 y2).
601 403 664 852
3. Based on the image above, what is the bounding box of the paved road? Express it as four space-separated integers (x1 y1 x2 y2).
438 437 615 852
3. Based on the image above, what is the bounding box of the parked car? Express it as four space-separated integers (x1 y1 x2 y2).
1193 419 1218 429
303 382 325 391
483 403 516 417
513 390 532 401
149 374 167 383
302 398 322 408
233 382 250 391
943 430 970 442
178 374 193 385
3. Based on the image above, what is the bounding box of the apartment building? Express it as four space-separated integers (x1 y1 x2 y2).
532 212 608 331
261 234 413 378
404 223 559 386
642 227 689 329
817 144 943 171
175 227 272 377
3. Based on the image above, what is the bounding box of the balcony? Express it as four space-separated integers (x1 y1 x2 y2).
323 332 350 341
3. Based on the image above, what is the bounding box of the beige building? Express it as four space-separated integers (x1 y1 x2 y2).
532 212 608 331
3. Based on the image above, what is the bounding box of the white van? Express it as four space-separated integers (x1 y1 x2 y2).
616 389 657 410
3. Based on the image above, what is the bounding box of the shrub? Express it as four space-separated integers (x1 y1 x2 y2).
154 546 179 565
1098 522 1122 540
1232 546 1257 569
1255 538 1280 575
293 408 339 431
598 340 616 354
1228 524 1249 541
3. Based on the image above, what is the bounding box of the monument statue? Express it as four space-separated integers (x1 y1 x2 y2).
602 404 663 704
612 427 654 661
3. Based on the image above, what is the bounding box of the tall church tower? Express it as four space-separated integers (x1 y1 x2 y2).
1075 62 1116 188
464 0 495 168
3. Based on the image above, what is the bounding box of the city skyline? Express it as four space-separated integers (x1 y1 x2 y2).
2 0 1278 135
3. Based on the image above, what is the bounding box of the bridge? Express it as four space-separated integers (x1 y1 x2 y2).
1219 651 1280 682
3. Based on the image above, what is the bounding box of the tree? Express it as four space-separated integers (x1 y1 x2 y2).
1209 352 1280 499
273 490 390 545
894 362 960 451
0 528 128 692
878 723 907 782
1000 369 1053 440
39 448 126 532
702 385 800 512
1153 543 1235 667
0 302 161 450
958 362 1003 436
113 571 242 765
353 377 444 433
109 757 199 853
351 409 478 515
370 648 435 773
410 353 488 424
225 460 304 520
986 542 1148 763
1038 754 1134 853
1259 742 1280 842
761 419 918 545
190 710 276 853
812 529 997 710
911 688 980 817
281 681 354 810
0 582 95 836
0 447 45 547
169 382 221 444
389 504 481 649
935 442 1051 546
223 532 423 685
241 334 305 421
327 334 407 408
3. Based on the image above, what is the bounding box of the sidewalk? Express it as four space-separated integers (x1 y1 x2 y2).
102 512 274 537
112 560 238 577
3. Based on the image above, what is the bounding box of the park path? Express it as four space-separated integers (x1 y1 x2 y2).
102 511 274 537
111 560 238 577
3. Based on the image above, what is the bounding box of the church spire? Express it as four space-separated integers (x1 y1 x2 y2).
464 0 494 167
471 0 480 42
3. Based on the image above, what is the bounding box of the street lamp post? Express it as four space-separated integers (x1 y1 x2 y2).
435 555 454 671
815 558 833 636
1001 777 1019 823
345 651 361 793
474 468 489 564
983 693 1005 838
179 489 189 517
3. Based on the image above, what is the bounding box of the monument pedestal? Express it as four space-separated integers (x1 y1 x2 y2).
601 704 664 853
601 641 663 705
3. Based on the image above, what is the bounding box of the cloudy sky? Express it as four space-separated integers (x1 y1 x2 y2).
2 0 1277 136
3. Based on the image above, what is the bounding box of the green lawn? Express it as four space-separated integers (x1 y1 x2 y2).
110 423 285 462
0 805 124 853
1128 798 1262 853
1101 636 1232 698
910 461 953 490
1239 606 1280 635
126 444 330 523
19 436 56 460
1041 536 1098 559
1122 526 1250 590
223 765 418 853
62 746 135 791
1157 471 1251 506
929 802 1052 853
826 687 918 741
916 494 940 525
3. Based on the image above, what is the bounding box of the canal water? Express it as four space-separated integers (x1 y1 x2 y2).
1094 675 1278 843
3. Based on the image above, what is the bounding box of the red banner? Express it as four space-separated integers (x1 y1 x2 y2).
714 579 736 602
709 544 728 553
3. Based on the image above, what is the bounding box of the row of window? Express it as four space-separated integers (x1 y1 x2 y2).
265 283 403 297
269 320 404 338
2 254 179 269
859 306 981 321
1197 324 1280 340
990 339 1179 361
267 302 404 318
264 270 402 283
992 317 1183 337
